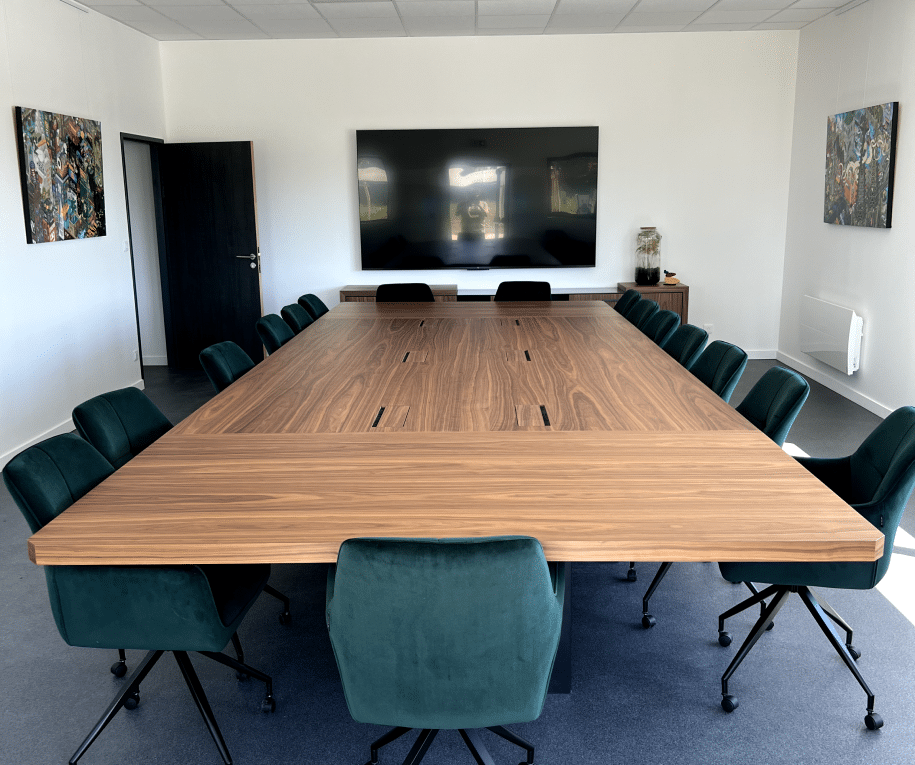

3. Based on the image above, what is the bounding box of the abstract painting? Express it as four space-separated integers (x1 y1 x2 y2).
15 106 106 243
824 102 898 228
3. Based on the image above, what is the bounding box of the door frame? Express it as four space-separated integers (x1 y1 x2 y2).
120 132 165 382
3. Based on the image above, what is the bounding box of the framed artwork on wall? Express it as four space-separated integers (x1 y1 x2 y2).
824 102 898 228
14 106 106 243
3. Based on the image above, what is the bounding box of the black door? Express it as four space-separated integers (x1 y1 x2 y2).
153 141 263 368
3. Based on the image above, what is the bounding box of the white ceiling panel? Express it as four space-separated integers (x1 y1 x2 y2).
77 0 847 40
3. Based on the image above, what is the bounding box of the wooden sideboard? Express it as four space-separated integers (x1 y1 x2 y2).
340 285 458 302
617 281 689 323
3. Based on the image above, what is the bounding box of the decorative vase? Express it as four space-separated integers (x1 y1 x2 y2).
635 227 661 285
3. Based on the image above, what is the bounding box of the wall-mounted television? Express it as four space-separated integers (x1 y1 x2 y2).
357 126 598 271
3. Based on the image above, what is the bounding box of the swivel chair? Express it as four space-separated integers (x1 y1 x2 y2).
298 293 329 320
327 536 564 765
689 341 748 404
641 309 680 347
199 341 256 393
494 281 552 301
375 283 435 302
715 406 915 728
2 434 276 765
256 314 295 354
281 302 315 334
662 324 708 369
614 288 641 317
625 299 659 330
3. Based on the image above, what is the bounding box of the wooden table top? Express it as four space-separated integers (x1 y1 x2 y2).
28 301 883 565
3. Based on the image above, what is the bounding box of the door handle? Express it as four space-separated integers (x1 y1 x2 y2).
236 254 256 260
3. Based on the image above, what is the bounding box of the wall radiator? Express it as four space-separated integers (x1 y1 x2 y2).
800 295 863 374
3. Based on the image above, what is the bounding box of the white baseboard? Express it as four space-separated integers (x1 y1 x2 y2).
746 349 778 360
776 351 891 419
142 356 168 366
1 378 145 469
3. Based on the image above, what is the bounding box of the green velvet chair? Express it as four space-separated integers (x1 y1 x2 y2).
256 313 295 354
716 406 915 729
2 434 276 765
72 388 291 668
625 298 659 330
72 387 171 469
638 365 810 629
326 536 564 765
641 309 680 347
281 302 315 334
298 293 329 320
662 324 708 369
199 341 256 393
613 288 641 317
375 282 436 302
689 340 749 404
494 280 552 301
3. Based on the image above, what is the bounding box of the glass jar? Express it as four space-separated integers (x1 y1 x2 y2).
635 227 661 285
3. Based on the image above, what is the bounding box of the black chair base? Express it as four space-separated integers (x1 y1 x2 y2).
264 583 292 624
717 583 881 730
364 725 535 765
70 646 275 765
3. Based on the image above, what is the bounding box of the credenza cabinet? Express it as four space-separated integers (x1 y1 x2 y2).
340 285 458 302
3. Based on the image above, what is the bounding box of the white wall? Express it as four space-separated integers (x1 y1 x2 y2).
0 0 166 464
124 140 167 365
779 0 915 416
160 33 798 355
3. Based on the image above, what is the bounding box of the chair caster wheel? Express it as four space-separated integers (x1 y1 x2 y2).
718 631 732 647
278 611 291 625
261 696 276 713
865 712 883 730
627 569 637 582
849 645 861 660
641 614 656 629
765 621 774 631
124 692 140 710
111 661 127 678
721 695 739 713
236 671 250 682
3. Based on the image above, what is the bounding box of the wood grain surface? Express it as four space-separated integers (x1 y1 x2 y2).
28 301 883 565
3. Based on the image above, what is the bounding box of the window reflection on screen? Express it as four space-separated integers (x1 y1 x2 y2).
448 164 506 241
358 158 389 221
550 154 597 215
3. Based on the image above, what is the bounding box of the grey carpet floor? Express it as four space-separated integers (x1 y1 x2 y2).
2 361 913 765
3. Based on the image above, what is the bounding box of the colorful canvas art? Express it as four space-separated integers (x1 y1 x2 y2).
824 102 898 228
15 107 106 243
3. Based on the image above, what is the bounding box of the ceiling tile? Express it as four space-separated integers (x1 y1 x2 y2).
476 14 550 27
554 0 632 11
328 16 407 34
233 5 322 19
255 18 338 34
790 0 846 7
317 1 399 17
80 0 143 6
95 6 170 22
698 9 777 23
635 0 714 9
155 5 247 22
549 12 624 25
620 12 700 25
685 22 759 31
769 8 834 22
396 1 475 17
477 0 557 15
616 24 689 32
145 0 226 6
712 0 794 9
402 15 476 32
754 21 810 29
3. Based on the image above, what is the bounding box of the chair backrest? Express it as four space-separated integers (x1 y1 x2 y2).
375 283 435 302
256 314 295 354
641 309 680 347
662 324 708 369
72 388 172 469
199 341 256 393
326 536 563 730
281 303 315 334
2 434 265 651
734 366 809 446
614 289 641 316
493 281 552 301
689 340 748 404
626 299 659 330
297 293 329 320
3 433 114 534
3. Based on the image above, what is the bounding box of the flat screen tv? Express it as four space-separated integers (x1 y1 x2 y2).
357 126 598 270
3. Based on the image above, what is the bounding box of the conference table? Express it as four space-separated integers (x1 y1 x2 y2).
27 300 883 692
